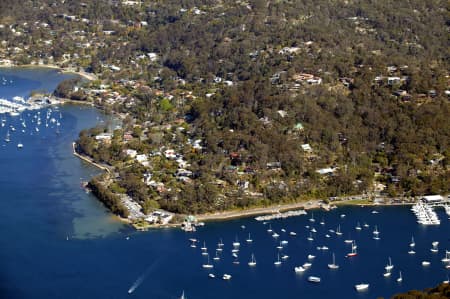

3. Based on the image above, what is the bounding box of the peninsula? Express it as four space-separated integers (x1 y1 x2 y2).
1 0 448 228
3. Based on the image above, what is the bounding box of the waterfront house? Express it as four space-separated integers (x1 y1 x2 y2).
301 144 313 153
95 133 112 142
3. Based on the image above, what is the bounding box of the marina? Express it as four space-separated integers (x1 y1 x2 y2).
0 96 58 115
183 203 450 299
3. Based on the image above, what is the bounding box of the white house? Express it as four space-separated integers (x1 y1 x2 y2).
301 144 312 152
136 154 149 166
387 76 401 85
95 133 112 141
125 149 137 158
316 167 336 175
164 149 176 159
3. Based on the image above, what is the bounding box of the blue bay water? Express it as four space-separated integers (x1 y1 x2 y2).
0 68 449 299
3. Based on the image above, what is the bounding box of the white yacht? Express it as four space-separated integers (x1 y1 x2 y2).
397 271 403 282
222 274 232 280
308 276 321 283
373 225 380 235
347 242 357 257
246 233 253 243
355 283 369 291
294 266 306 273
201 241 207 251
276 242 283 249
373 225 381 240
431 241 439 253
385 257 394 271
302 262 312 268
202 254 213 269
274 254 282 265
335 225 343 236
328 253 339 269
213 251 220 261
248 254 256 267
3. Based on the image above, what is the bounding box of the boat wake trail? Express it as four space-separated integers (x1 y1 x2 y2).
127 258 161 294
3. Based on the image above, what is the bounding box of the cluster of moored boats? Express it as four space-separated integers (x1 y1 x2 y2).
411 202 440 225
189 216 375 292
186 204 450 296
1 105 62 148
0 96 48 115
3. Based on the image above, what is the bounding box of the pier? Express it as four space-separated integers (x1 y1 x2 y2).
72 142 111 173
411 195 450 224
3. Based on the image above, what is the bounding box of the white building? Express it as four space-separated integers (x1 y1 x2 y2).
95 133 112 141
125 149 137 158
301 144 312 152
136 154 149 166
421 195 444 203
316 168 336 175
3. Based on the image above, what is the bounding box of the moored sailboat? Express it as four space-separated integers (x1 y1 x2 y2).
4 129 10 142
274 253 282 265
202 254 213 269
248 253 256 267
385 257 394 271
397 271 403 282
335 225 343 236
246 233 253 243
328 253 339 269
347 242 357 257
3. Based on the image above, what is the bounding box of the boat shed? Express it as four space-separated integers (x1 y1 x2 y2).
421 195 444 203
